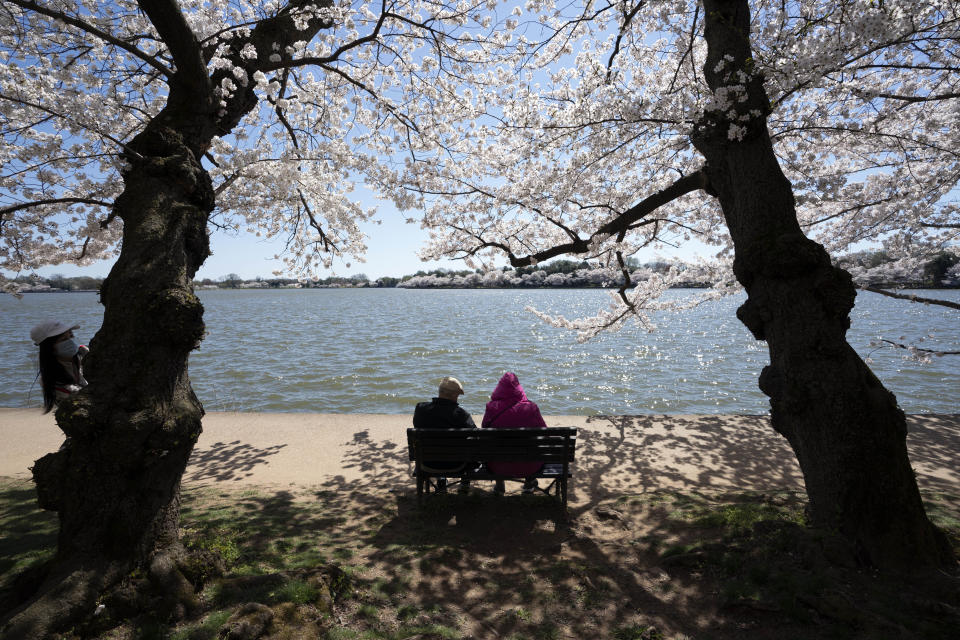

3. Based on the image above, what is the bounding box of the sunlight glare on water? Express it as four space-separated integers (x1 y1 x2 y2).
0 288 957 414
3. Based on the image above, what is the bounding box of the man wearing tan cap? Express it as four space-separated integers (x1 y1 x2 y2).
413 376 477 493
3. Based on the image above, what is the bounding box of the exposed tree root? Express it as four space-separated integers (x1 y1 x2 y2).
0 545 224 639
1 557 117 640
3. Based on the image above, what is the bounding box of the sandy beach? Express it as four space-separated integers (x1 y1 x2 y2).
2 409 957 504
2 409 958 638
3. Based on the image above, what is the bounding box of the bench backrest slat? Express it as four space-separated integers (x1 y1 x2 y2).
407 427 577 464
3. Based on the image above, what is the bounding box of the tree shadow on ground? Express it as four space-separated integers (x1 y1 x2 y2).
296 425 716 637
7 405 959 640
367 496 670 638
186 440 288 483
569 413 953 516
570 414 804 517
169 416 960 638
905 414 960 494
337 428 411 487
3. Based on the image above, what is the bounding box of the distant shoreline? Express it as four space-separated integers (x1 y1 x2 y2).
13 284 960 293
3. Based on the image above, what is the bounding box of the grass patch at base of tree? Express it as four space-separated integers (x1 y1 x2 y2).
0 480 58 581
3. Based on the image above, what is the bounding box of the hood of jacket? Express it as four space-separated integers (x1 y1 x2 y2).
482 372 546 474
490 372 527 404
482 372 546 430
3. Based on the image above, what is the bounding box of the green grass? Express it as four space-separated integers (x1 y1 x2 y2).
3 480 958 640
690 500 804 534
638 488 960 634
511 606 531 621
924 492 960 555
396 604 418 622
272 578 320 605
168 610 232 640
531 622 560 640
185 528 242 565
355 603 379 621
132 621 173 640
0 480 58 587
320 623 460 640
651 491 832 612
397 624 460 639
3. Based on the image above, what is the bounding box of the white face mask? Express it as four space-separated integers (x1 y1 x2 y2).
54 338 79 360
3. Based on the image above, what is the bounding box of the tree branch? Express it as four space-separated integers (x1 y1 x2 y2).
1 197 112 217
6 0 173 79
257 1 391 71
606 2 646 82
0 93 143 158
861 286 960 311
212 0 335 136
77 235 92 260
136 0 209 94
880 339 960 356
918 221 960 229
595 169 708 237
503 168 708 267
318 64 421 134
864 91 960 104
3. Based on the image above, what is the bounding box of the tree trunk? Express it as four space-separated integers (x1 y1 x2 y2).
2 120 213 638
0 6 337 635
691 0 953 569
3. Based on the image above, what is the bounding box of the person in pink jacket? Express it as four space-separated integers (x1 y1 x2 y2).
482 372 547 495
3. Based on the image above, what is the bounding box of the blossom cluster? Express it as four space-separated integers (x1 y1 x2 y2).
2 0 957 347
1 0 523 285
402 0 958 336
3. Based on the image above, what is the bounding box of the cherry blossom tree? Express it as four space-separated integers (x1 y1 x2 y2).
0 0 516 635
2 2 956 633
408 0 958 569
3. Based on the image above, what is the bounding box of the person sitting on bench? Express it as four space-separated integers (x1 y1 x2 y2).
482 372 547 495
413 376 476 493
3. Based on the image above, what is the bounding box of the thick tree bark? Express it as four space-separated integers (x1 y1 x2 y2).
2 3 335 637
691 0 953 569
1 119 212 639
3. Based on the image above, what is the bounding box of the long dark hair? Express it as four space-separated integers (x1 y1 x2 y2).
38 335 72 414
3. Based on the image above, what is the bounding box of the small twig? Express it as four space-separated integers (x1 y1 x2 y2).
606 2 646 82
77 236 91 260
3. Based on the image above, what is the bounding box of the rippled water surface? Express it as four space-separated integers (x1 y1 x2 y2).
1 288 957 414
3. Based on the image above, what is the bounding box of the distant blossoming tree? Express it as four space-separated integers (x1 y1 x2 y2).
405 0 958 569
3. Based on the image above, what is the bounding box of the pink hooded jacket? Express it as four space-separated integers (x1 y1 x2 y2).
482 372 547 476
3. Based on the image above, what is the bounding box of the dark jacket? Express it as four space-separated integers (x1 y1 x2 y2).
413 397 476 471
413 397 476 430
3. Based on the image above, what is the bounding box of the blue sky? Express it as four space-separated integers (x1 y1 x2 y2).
200 201 454 280
14 201 451 281
14 195 712 282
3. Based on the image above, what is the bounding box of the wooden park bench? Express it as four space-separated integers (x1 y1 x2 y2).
406 427 578 510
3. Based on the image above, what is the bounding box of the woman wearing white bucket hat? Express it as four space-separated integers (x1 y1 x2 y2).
30 319 89 413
